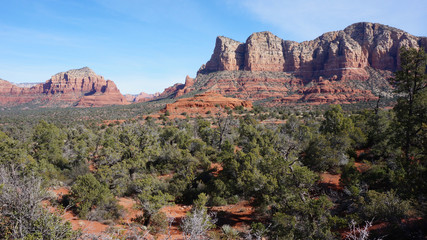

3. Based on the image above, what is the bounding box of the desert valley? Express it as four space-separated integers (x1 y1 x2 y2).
0 7 426 239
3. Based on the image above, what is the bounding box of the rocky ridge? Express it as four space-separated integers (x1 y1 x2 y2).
0 67 128 107
164 22 426 105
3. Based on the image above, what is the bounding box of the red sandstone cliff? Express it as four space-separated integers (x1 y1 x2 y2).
0 67 128 107
167 22 426 105
200 22 425 79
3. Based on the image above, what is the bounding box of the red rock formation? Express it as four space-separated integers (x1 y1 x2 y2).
156 75 196 99
157 83 185 99
77 80 128 107
164 22 426 106
201 23 423 80
204 37 245 72
245 31 286 72
0 79 41 105
162 92 252 116
0 67 128 107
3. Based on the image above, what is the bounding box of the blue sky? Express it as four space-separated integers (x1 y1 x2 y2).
1 0 426 94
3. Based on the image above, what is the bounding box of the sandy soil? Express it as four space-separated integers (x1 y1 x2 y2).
354 162 370 173
46 186 259 239
48 187 110 234
319 172 342 190
210 162 223 177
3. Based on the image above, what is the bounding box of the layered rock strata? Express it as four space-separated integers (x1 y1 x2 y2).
0 67 128 107
162 92 252 116
201 22 425 80
178 22 426 105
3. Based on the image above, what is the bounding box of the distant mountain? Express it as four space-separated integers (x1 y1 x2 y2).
158 22 427 105
0 67 128 107
13 82 42 88
125 92 160 103
2 22 426 109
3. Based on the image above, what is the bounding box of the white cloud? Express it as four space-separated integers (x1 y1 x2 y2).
231 0 427 41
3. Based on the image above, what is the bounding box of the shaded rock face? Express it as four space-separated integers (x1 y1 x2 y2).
168 22 425 105
204 37 245 72
77 79 128 107
0 67 128 107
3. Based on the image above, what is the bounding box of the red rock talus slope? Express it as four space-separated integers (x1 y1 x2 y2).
160 22 426 105
162 92 252 116
0 67 128 107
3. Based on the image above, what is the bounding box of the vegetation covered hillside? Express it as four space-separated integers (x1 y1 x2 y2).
0 48 425 239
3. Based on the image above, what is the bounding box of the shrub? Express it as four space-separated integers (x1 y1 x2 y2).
211 196 227 206
149 211 168 234
0 167 79 239
227 195 239 205
70 173 118 220
363 190 410 224
181 208 217 240
221 224 239 239
303 135 341 172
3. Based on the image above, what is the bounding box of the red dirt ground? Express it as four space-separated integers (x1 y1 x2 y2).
210 162 223 177
319 172 342 190
48 187 109 234
117 197 142 224
354 162 370 173
211 200 255 231
46 186 257 239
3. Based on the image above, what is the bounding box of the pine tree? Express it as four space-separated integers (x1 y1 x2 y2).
392 47 427 163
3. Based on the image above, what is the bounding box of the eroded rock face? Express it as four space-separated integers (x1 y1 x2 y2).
202 22 423 80
164 22 426 105
0 67 128 107
204 37 245 72
245 31 286 72
0 79 42 105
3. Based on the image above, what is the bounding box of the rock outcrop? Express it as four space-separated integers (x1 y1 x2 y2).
165 22 426 105
156 75 196 99
245 31 286 72
202 22 424 80
204 37 245 72
0 67 128 107
162 91 252 117
0 79 41 105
